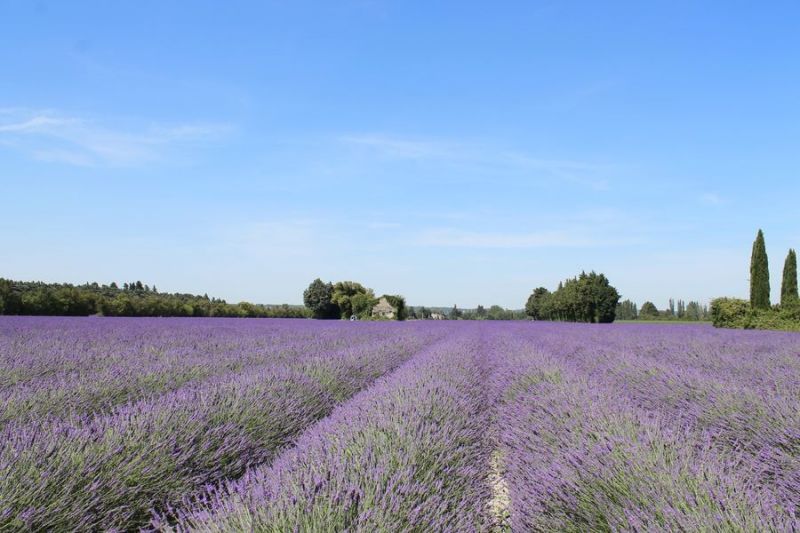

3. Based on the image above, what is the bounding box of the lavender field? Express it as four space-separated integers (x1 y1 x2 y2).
1 317 799 531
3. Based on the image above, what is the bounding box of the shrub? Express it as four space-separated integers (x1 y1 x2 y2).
711 297 800 332
710 298 750 328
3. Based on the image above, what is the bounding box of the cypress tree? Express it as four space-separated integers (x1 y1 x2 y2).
781 248 798 306
750 229 770 309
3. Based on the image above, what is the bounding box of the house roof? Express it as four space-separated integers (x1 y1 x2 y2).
373 297 395 312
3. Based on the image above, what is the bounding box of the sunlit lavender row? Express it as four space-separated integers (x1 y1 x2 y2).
0 317 444 531
1 317 799 531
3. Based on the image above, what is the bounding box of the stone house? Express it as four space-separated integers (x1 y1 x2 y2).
371 297 396 319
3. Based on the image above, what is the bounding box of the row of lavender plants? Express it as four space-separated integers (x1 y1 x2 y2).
0 318 444 531
495 323 800 530
159 327 495 531
0 317 399 426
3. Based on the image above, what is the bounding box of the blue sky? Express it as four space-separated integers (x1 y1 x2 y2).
2 1 799 308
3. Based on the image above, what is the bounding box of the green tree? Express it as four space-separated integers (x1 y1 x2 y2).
781 248 798 306
615 299 638 320
577 271 620 323
640 301 659 318
303 278 339 319
750 229 771 309
685 301 702 321
350 292 378 319
525 287 551 320
331 281 371 319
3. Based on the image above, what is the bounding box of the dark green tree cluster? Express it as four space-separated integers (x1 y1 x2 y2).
747 229 799 311
525 271 620 323
711 230 800 332
302 278 406 320
0 278 309 318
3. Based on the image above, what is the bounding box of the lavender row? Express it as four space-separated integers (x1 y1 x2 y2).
0 317 374 387
516 325 800 511
494 345 798 531
0 324 440 531
161 329 493 532
0 321 401 427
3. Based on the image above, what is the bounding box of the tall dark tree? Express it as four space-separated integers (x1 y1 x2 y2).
525 287 550 320
303 278 339 319
782 248 798 306
750 229 770 310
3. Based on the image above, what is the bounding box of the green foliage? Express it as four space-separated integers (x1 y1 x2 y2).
525 271 620 323
350 292 378 319
459 305 525 320
525 287 550 320
781 249 798 306
684 301 704 321
0 278 309 318
615 300 638 320
712 231 800 331
750 229 770 310
625 299 709 322
304 279 411 321
710 297 800 332
303 279 340 319
639 301 659 318
331 281 374 319
710 298 750 328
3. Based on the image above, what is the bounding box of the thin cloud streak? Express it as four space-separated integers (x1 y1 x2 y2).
415 228 642 249
340 134 613 190
0 108 231 166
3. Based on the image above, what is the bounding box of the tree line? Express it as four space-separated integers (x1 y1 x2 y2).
615 298 710 321
0 278 310 318
525 271 620 323
414 304 526 321
711 229 800 331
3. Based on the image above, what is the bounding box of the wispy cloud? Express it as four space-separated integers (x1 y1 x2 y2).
0 108 231 166
339 133 612 190
415 227 641 249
